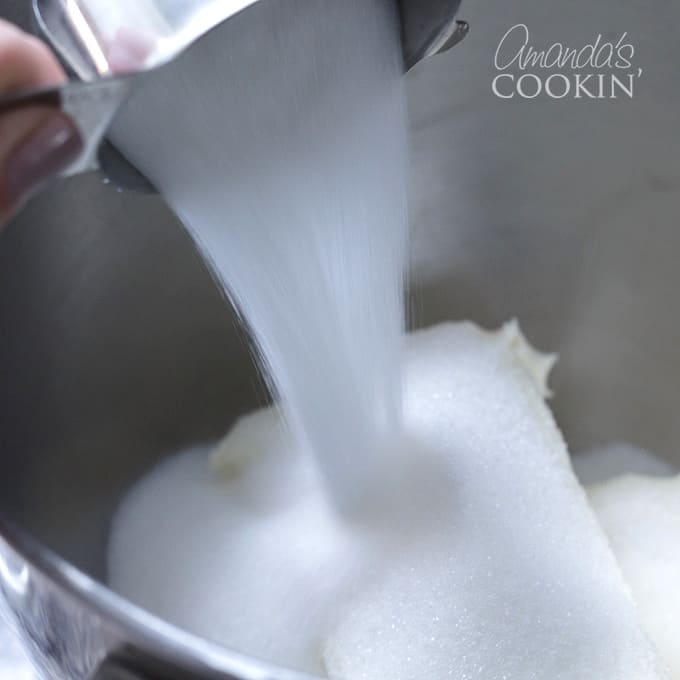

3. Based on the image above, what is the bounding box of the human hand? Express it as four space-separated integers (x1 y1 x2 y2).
0 19 82 227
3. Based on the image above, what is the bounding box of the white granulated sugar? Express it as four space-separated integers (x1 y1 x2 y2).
588 473 680 679
572 442 676 486
110 0 408 514
108 414 361 675
109 322 664 680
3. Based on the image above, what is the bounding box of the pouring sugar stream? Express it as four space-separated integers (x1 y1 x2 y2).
107 0 678 677
111 0 408 515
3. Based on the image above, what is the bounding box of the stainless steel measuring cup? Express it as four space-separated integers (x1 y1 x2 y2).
0 0 468 192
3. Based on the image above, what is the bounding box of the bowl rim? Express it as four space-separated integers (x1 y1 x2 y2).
0 516 320 680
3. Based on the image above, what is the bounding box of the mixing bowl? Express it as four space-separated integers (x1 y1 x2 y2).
1 0 679 677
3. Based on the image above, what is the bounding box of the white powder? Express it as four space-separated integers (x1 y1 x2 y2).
109 322 664 679
588 473 680 679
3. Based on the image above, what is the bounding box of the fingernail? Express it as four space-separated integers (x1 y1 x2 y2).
4 113 83 202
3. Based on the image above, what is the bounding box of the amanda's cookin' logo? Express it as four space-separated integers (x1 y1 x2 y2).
492 24 643 100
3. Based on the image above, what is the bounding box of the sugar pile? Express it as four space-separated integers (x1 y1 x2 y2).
110 0 408 512
567 440 680 677
109 322 664 679
587 469 680 679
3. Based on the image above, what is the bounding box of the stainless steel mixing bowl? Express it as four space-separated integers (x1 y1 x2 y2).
1 0 680 678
